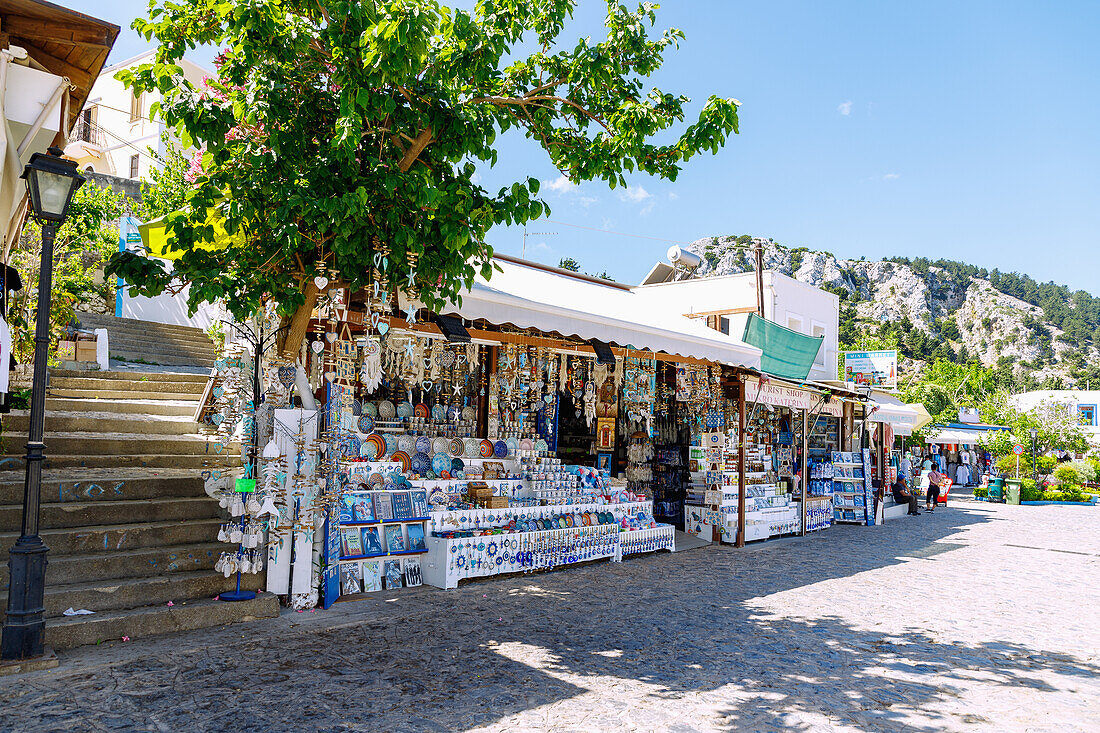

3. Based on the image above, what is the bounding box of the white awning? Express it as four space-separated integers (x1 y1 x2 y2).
924 427 997 445
868 391 926 429
431 256 764 367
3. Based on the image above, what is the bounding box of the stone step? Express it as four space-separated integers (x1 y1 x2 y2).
104 331 216 347
44 592 279 650
74 313 214 339
50 369 210 383
46 387 209 400
109 348 215 368
45 397 198 416
0 542 224 588
0 569 264 620
0 432 238 456
0 470 203 505
0 518 224 559
4 411 202 436
47 376 207 393
107 341 217 359
0 496 222 531
0 453 240 471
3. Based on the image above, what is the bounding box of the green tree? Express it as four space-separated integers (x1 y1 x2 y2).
109 0 741 355
138 134 193 221
558 257 580 272
8 184 127 363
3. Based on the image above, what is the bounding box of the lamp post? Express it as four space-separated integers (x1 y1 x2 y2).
1029 427 1039 490
1 147 84 661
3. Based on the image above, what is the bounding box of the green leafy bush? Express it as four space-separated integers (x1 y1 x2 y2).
1053 464 1081 486
972 486 989 498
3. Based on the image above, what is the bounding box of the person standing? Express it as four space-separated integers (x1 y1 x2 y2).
899 453 912 480
925 468 942 512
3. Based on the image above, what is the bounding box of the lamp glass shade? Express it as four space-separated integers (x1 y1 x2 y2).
22 148 86 223
1029 428 1038 439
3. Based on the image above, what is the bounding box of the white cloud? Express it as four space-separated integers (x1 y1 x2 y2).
546 175 577 194
668 191 679 200
883 173 900 180
470 172 482 185
837 101 852 116
618 185 652 204
533 241 552 252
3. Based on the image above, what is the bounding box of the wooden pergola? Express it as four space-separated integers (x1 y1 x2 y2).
0 0 119 130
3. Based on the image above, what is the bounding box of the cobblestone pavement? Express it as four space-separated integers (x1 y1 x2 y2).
2 496 1099 732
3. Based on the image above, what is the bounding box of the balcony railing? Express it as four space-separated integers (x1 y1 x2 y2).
71 117 106 147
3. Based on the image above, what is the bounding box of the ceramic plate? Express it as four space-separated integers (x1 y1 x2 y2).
534 438 548 452
479 439 494 458
464 438 481 458
451 458 465 474
447 405 460 421
449 438 465 456
369 473 385 487
397 435 415 453
383 433 398 456
506 437 519 453
397 401 414 418
391 451 411 472
493 440 508 458
431 404 446 421
357 415 374 433
461 406 476 422
519 438 534 451
432 437 450 455
432 452 451 474
412 451 431 474
415 436 432 454
378 400 396 418
414 403 429 419
363 401 378 418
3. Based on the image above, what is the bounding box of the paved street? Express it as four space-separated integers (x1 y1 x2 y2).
2 496 1099 732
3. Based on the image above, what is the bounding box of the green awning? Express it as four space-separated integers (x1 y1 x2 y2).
742 312 824 381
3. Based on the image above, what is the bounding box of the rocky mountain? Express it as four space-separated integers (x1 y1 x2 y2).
687 235 1100 389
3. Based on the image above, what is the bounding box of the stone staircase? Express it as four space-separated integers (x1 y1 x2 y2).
74 312 218 368
0 369 279 650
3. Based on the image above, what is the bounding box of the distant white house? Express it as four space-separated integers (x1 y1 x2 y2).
635 267 840 383
64 50 212 179
1009 390 1100 447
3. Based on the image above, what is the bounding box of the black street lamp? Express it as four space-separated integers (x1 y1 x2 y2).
1029 427 1039 490
1 147 84 661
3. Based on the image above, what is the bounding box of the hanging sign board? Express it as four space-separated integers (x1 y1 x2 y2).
843 350 898 389
743 378 814 410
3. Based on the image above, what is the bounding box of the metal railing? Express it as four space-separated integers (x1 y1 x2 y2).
71 117 106 147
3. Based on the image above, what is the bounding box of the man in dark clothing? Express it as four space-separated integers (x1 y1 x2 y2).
892 478 920 515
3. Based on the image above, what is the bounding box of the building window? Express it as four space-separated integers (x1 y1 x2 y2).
812 322 826 367
1079 405 1096 426
129 154 140 179
129 91 142 122
786 314 803 333
719 316 730 335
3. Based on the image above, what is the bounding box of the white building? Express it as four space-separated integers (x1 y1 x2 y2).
1010 390 1100 447
64 50 211 179
635 267 840 383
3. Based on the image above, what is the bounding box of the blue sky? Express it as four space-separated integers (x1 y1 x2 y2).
73 1 1100 292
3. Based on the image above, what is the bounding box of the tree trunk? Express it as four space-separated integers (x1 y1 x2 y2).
280 280 319 358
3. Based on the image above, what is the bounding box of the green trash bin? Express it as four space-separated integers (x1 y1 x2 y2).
1004 478 1022 505
989 477 1005 502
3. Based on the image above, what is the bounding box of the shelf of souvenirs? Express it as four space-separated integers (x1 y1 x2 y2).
423 502 674 589
684 503 800 543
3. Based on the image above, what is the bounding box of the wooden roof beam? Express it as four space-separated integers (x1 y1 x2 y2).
1 15 110 43
19 41 91 89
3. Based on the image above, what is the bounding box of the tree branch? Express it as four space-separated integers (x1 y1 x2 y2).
398 127 434 172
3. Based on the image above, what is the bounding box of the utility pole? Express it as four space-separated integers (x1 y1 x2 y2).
751 237 767 317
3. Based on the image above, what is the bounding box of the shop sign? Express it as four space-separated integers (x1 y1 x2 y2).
843 350 898 389
744 378 814 410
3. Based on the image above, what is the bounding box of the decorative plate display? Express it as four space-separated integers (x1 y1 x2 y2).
357 415 374 434
565 514 575 528
369 472 385 487
391 450 411 472
450 458 465 474
363 402 379 418
449 438 465 456
431 404 446 421
432 437 450 455
534 439 548 452
397 401 414 418
411 451 431 474
493 440 508 458
505 437 519 454
378 400 396 419
447 405 460 421
519 438 535 451
464 438 481 458
414 403 429 419
479 439 494 458
414 436 432 455
461 406 476 422
383 433 398 456
432 452 451 474
363 433 387 460
397 435 416 454
453 470 466 480
358 438 377 461
351 400 362 417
